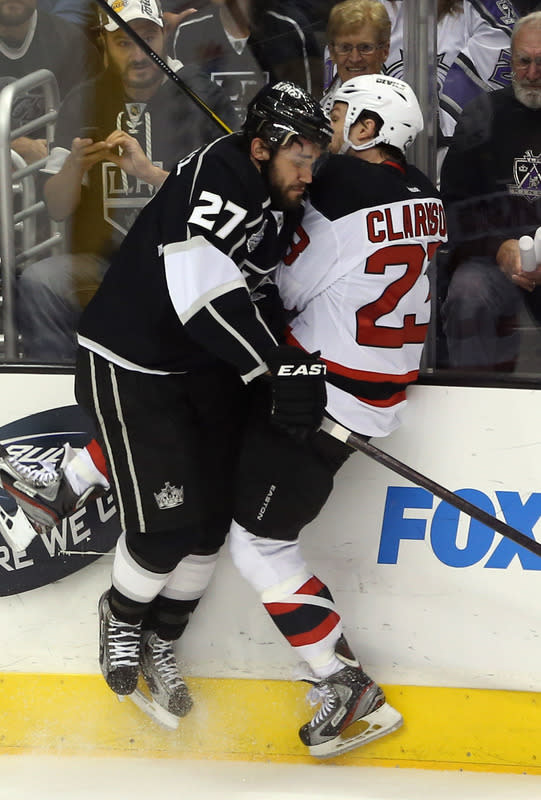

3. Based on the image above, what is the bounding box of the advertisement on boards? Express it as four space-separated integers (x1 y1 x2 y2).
0 405 119 596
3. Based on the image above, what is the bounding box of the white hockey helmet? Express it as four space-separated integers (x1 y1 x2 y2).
333 74 424 154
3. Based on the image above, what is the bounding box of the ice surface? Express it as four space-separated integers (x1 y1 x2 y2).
0 756 539 800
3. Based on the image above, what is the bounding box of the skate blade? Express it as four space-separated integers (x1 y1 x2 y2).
308 701 403 759
0 503 39 551
118 690 179 730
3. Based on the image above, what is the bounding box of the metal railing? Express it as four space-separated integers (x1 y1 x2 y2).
401 1 440 373
0 69 65 361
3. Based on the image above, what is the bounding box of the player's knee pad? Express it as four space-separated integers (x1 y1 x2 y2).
229 520 312 595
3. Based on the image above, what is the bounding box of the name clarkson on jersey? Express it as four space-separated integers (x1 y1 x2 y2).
366 200 447 243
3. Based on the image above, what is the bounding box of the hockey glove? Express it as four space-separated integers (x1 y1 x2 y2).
265 345 327 440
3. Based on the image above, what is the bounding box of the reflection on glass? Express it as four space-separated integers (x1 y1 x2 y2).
2 1 541 386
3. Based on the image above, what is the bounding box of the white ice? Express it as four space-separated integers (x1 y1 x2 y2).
0 756 540 800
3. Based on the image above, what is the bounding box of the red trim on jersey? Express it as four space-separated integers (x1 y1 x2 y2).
285 330 419 385
354 390 408 407
287 611 341 647
264 576 326 616
382 158 406 175
87 438 109 481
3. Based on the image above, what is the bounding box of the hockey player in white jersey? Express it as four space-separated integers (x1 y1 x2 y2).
0 75 446 757
229 74 447 757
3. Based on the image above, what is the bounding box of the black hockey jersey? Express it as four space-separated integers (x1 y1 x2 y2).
78 133 300 380
173 2 320 119
276 155 447 437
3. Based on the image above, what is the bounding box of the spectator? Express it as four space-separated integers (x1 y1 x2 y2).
0 0 102 165
380 0 518 142
37 0 98 29
173 0 323 121
16 0 236 363
320 0 391 115
439 11 541 372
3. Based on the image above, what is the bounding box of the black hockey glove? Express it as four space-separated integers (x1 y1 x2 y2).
265 345 327 441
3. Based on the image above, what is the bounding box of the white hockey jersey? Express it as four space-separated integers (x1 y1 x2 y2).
276 154 447 438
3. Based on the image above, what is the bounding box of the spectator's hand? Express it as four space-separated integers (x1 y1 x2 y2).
164 9 197 42
70 135 113 174
11 137 48 165
497 238 539 292
104 130 168 188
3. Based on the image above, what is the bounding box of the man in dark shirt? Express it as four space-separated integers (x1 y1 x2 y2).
16 0 236 362
173 0 322 120
440 10 541 371
0 0 102 164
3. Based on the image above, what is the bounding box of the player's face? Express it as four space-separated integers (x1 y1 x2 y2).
512 25 541 109
105 20 165 95
330 24 389 83
0 0 36 27
329 102 349 154
267 138 322 210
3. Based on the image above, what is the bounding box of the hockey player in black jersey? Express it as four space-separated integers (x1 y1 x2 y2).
83 80 332 725
0 80 332 727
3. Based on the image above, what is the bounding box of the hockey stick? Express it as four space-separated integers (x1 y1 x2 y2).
94 0 232 134
320 418 541 559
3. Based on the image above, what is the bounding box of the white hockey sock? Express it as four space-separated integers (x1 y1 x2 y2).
112 532 173 603
160 551 219 601
230 521 344 680
261 576 344 680
62 444 110 494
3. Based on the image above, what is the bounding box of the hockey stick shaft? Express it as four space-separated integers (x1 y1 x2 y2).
94 0 232 134
321 418 541 559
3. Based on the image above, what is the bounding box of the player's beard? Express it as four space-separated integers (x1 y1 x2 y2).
265 157 307 211
513 76 541 109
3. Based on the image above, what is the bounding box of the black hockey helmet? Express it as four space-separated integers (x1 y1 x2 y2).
243 81 332 151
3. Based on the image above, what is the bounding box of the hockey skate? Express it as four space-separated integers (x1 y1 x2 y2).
298 639 403 758
129 631 193 730
0 443 103 549
99 591 142 696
